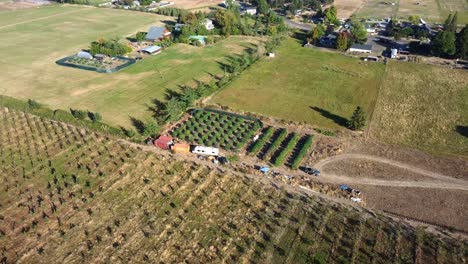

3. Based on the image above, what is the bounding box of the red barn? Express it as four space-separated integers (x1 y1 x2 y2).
154 135 173 150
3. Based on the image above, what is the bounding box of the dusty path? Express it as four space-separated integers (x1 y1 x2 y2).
314 153 468 190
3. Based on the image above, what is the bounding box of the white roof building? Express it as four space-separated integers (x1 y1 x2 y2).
201 18 214 31
191 146 219 156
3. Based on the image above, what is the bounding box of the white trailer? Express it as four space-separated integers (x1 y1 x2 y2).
191 146 219 156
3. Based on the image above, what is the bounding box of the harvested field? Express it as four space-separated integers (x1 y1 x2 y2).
360 186 468 232
2 108 467 262
172 0 218 9
369 61 468 157
333 0 367 19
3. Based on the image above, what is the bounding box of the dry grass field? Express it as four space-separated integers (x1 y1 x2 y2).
0 5 260 127
1 108 467 263
172 0 219 9
370 61 468 157
354 0 468 23
333 0 367 19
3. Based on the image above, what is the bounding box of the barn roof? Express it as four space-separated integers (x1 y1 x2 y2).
141 45 161 53
146 26 165 40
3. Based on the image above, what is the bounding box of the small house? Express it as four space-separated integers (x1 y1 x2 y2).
171 143 190 154
201 18 214 31
140 45 162 55
319 34 337 48
191 146 219 156
348 44 373 53
154 135 173 150
145 26 171 42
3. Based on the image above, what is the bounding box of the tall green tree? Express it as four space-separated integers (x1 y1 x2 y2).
456 24 468 59
350 21 367 44
348 106 366 131
336 32 348 51
256 0 269 14
408 15 420 25
444 13 458 32
311 24 325 44
323 6 337 24
431 31 456 57
162 98 186 122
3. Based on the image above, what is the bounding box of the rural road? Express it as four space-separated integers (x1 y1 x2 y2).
314 153 468 190
281 16 312 31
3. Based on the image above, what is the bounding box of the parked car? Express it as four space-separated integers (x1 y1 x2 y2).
300 166 321 176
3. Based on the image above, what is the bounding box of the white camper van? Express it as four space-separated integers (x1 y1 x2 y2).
191 146 219 156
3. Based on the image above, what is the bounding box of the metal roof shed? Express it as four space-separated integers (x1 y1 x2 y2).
141 45 162 55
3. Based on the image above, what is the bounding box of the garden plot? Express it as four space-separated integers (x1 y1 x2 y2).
248 126 314 168
170 109 261 150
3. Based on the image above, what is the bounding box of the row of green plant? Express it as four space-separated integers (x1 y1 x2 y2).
171 110 260 150
249 127 274 154
291 135 314 169
67 57 107 69
272 133 300 167
0 96 123 137
263 128 287 158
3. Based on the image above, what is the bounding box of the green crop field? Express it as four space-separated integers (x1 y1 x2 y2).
211 38 385 130
354 0 468 24
370 61 468 157
0 107 466 263
0 5 260 127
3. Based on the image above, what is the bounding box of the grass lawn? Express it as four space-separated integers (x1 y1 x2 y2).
210 37 385 130
354 0 468 24
0 5 260 127
370 61 468 157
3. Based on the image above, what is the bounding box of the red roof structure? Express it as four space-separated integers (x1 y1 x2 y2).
154 135 173 150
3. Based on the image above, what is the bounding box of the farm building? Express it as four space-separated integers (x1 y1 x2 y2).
171 143 190 154
192 146 219 156
348 44 373 53
140 45 162 55
201 19 214 31
154 135 173 150
145 26 171 42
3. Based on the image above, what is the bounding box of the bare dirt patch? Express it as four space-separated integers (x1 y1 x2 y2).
172 0 218 9
359 185 468 232
333 0 367 18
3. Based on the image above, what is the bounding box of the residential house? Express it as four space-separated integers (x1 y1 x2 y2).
319 34 337 48
348 44 373 53
145 26 171 42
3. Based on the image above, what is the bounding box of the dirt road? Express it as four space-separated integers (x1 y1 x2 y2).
314 153 468 190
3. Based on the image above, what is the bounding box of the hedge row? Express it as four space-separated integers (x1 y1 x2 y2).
272 133 300 167
291 135 314 169
0 95 123 137
249 127 274 155
263 129 287 159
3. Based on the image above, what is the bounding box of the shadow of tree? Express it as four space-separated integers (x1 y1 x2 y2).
455 125 468 138
310 106 348 128
129 116 145 134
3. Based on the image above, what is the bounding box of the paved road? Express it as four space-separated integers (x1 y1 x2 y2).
282 17 312 31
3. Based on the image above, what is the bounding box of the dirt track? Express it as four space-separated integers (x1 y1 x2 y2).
314 153 468 190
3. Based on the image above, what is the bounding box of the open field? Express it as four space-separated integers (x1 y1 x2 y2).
354 0 468 23
172 0 218 9
333 0 367 19
210 38 385 130
1 107 467 263
369 61 468 157
0 5 260 127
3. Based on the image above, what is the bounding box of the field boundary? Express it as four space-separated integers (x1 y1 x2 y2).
365 62 388 138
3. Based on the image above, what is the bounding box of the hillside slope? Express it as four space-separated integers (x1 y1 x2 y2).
0 108 466 263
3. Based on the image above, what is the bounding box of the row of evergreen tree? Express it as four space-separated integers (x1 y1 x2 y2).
432 13 468 59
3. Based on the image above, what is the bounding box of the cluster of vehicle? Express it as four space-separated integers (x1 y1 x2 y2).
299 166 321 176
